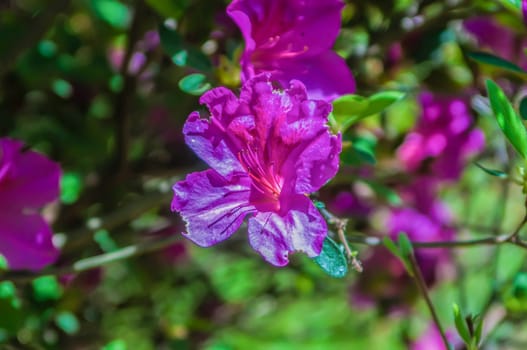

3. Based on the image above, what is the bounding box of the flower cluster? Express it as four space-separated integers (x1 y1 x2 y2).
351 94 484 311
0 138 61 271
397 92 485 181
172 0 352 265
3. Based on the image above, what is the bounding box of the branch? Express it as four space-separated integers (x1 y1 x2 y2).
2 234 181 283
407 252 450 349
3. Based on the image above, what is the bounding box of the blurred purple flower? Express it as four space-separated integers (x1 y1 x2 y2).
108 30 159 77
351 178 453 312
524 0 527 27
411 323 461 350
227 0 355 101
0 138 61 271
172 75 341 266
463 17 527 69
397 93 484 181
327 191 371 218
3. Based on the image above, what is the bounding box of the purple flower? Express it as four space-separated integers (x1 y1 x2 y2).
463 17 527 69
171 75 341 266
397 93 485 181
227 0 355 101
0 138 61 271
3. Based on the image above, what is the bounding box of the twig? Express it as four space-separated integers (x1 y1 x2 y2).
113 0 145 175
319 206 363 272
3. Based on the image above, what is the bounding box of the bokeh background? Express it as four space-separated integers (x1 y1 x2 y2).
2 0 527 349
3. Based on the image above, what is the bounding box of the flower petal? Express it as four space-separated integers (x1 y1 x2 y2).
227 0 344 56
0 138 61 210
172 169 254 247
247 195 326 266
0 211 58 271
183 111 244 179
291 131 342 194
272 51 356 101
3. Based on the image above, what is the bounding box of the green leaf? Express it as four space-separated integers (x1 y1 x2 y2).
486 79 527 159
453 303 472 346
55 311 80 335
0 282 24 333
0 254 8 271
474 162 508 178
362 180 402 206
32 276 62 302
513 272 527 299
397 233 414 258
103 339 127 350
351 137 377 165
178 73 211 96
473 314 484 345
382 237 401 259
158 24 212 71
362 91 406 116
94 229 119 253
382 237 413 276
60 172 83 204
520 96 527 120
331 91 404 131
313 236 348 278
145 0 189 19
90 0 131 29
468 52 527 75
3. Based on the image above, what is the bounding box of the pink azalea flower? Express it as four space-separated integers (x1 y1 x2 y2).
171 75 341 266
0 138 61 270
397 93 485 181
227 0 355 101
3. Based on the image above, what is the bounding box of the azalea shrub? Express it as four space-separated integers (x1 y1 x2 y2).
2 0 527 349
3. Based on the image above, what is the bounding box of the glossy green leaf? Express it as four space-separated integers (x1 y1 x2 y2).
486 80 527 159
313 236 348 278
90 0 131 29
178 73 211 95
474 162 508 178
468 52 526 75
520 96 527 120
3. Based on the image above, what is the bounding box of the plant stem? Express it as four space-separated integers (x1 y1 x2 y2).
3 234 181 283
407 252 450 349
